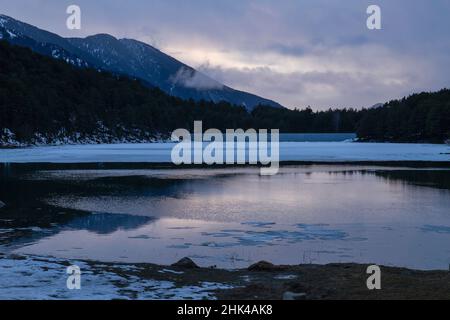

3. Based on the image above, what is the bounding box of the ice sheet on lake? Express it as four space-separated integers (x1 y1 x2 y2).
1 142 449 163
420 225 450 234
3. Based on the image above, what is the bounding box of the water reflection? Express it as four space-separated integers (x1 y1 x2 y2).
65 213 153 234
374 170 450 190
44 169 450 226
1 166 450 270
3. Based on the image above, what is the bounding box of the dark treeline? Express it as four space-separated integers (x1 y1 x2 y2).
0 40 449 144
0 40 250 142
356 90 450 143
251 106 362 133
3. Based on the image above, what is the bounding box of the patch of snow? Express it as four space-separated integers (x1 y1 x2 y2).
0 229 14 236
51 50 60 58
274 274 298 280
0 255 232 300
6 29 17 39
158 269 185 275
240 275 253 283
0 127 166 148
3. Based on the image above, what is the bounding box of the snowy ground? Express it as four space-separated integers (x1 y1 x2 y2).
0 142 449 163
0 254 232 300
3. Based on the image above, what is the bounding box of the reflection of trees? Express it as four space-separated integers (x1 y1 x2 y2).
0 172 183 245
323 169 450 191
373 170 450 190
65 213 153 234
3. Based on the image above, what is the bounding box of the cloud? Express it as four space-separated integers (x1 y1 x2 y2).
197 45 435 110
170 67 224 90
1 0 449 109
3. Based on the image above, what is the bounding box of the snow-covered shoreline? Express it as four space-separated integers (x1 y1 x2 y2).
1 254 450 300
0 254 233 300
0 127 169 148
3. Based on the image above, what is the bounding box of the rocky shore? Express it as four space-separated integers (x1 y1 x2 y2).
0 254 449 300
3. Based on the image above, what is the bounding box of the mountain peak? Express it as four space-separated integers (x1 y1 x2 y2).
85 33 118 42
0 13 11 21
0 14 283 110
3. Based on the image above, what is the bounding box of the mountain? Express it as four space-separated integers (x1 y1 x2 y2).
0 14 283 111
0 39 360 147
2 37 447 146
369 103 384 109
0 40 254 146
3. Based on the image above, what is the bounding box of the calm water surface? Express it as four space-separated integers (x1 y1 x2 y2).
1 165 450 270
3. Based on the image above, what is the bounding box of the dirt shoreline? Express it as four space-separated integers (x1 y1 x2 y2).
1 254 449 300
1 161 450 172
123 260 450 300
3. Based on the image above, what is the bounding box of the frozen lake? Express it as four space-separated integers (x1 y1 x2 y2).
1 141 449 163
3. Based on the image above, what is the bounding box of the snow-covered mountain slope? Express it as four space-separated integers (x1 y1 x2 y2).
0 14 283 110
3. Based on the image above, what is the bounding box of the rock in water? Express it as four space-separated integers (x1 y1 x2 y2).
0 200 5 209
171 257 199 269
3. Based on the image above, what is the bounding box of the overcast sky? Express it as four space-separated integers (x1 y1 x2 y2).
1 0 450 109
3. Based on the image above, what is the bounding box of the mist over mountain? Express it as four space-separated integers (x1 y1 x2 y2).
0 14 282 111
0 37 448 146
0 40 255 146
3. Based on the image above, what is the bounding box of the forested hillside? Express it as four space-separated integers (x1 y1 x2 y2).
356 90 450 143
0 40 449 146
0 14 283 111
0 40 251 145
0 40 359 146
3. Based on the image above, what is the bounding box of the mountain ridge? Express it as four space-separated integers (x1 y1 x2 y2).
0 14 283 110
